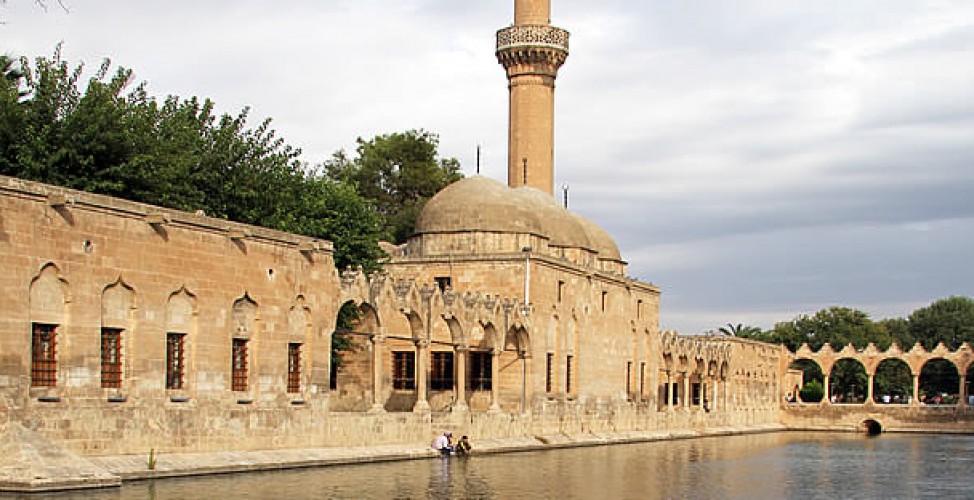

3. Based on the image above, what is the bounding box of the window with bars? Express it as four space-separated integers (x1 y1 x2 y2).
31 323 58 387
640 362 646 400
392 351 415 390
232 338 248 391
468 351 492 391
566 354 574 394
166 333 186 390
101 328 123 388
430 351 454 391
546 352 554 394
626 361 633 399
287 343 301 393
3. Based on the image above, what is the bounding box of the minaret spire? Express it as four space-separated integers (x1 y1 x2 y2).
496 0 569 196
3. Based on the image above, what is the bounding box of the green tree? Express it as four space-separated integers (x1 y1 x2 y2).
878 317 914 350
908 296 974 350
799 379 824 403
767 306 891 352
719 323 764 338
2 48 384 273
0 54 27 174
323 129 462 243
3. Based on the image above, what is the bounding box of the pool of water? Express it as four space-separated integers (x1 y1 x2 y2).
18 433 974 499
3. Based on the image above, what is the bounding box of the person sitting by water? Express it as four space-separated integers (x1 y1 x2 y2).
455 435 472 456
431 431 453 456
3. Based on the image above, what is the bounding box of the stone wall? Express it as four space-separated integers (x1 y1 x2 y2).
0 176 341 455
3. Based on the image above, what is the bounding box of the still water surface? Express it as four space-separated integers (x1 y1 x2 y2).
24 433 974 500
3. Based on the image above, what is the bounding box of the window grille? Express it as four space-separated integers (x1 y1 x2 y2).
468 352 492 391
626 361 633 399
546 353 554 393
640 362 646 399
287 343 301 393
232 338 248 391
31 323 58 387
166 333 186 390
392 351 415 390
101 328 123 388
566 354 574 394
430 351 454 391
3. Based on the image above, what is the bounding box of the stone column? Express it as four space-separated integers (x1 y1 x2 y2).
867 373 875 404
823 374 832 405
367 335 386 413
959 373 967 407
666 371 674 412
489 348 502 412
413 340 431 413
682 373 690 410
723 377 731 411
711 377 718 411
911 373 920 407
454 346 469 411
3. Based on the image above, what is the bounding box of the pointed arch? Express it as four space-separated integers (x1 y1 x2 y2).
29 263 69 325
165 287 197 391
231 293 259 340
101 277 136 390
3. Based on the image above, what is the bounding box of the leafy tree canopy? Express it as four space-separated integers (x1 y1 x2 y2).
907 296 974 350
1 47 384 272
322 129 463 243
718 323 764 338
764 306 891 353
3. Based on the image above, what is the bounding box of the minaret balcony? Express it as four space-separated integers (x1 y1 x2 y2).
496 24 570 53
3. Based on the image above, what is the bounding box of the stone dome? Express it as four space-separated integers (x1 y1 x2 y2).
513 186 596 252
572 213 623 262
414 176 546 237
415 177 621 261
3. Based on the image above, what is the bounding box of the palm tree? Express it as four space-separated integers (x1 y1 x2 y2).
718 323 763 338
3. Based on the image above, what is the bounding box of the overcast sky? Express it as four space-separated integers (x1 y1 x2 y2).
4 0 973 334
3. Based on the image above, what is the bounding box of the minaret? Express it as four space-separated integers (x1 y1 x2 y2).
496 0 569 196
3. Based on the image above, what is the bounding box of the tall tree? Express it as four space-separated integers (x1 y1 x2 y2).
323 129 462 243
2 48 384 273
908 296 974 350
767 307 891 353
718 323 764 338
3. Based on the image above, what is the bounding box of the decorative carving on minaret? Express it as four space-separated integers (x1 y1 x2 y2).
496 25 569 79
496 0 569 196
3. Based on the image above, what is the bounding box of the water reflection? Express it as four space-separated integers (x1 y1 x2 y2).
8 433 974 499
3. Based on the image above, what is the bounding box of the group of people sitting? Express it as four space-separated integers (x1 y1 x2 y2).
431 431 472 456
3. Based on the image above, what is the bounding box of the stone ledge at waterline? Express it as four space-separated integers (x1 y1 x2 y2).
88 424 787 482
0 424 120 492
0 423 791 491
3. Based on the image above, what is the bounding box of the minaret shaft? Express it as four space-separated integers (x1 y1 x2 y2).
515 0 551 25
497 0 569 195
